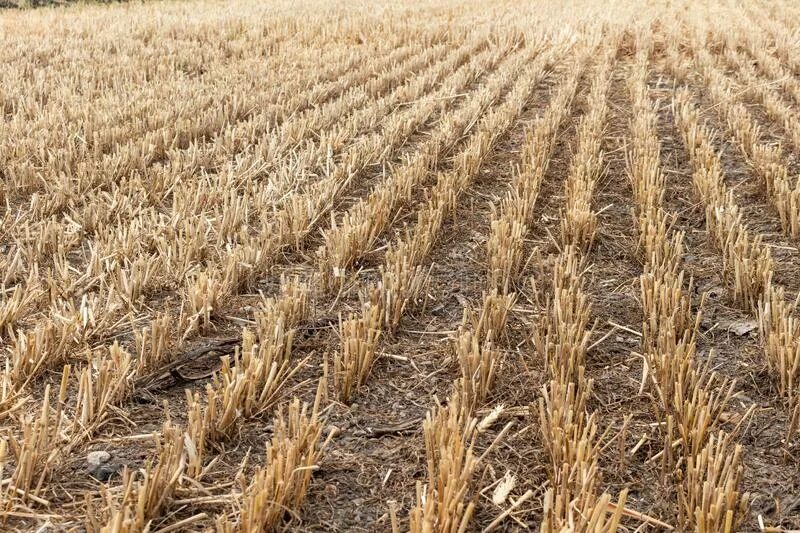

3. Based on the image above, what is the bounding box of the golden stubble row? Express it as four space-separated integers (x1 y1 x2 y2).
535 41 629 531
559 40 614 254
627 44 749 532
669 42 800 436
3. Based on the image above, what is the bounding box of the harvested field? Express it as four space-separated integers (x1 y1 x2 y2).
2 0 800 530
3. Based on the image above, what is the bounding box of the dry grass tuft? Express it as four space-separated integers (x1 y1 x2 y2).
3 380 68 507
455 328 501 411
538 376 627 532
334 303 382 404
759 286 800 405
101 421 185 532
72 343 134 441
534 246 593 386
217 385 330 532
409 387 478 533
679 432 749 533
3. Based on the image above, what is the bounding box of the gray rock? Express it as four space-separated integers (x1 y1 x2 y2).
87 450 117 481
725 319 758 336
87 450 110 466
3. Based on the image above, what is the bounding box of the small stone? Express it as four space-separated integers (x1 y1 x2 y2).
735 392 754 405
87 450 110 466
87 450 117 481
726 319 758 336
706 286 725 298
322 425 341 439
